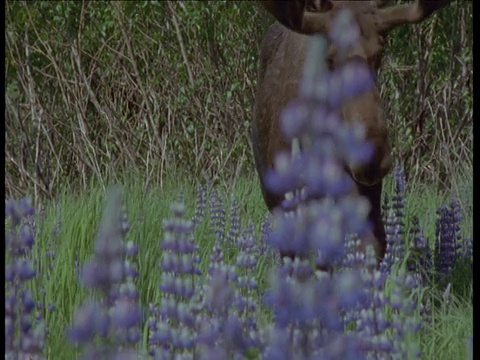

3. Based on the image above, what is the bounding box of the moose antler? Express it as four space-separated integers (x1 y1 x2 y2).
263 0 451 35
376 0 451 33
262 0 332 34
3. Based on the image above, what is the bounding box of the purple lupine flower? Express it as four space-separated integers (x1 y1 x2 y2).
5 198 35 228
350 246 422 359
393 161 407 200
5 199 36 257
378 161 407 275
204 271 234 315
265 150 302 196
199 269 251 358
228 200 241 245
342 235 366 269
149 200 201 357
192 183 207 228
256 213 279 271
209 188 226 241
335 121 374 167
268 209 310 258
328 8 360 53
450 198 465 259
264 25 375 275
110 298 141 331
67 300 109 343
5 199 46 359
125 240 138 258
380 211 402 274
114 239 141 346
80 187 125 298
231 222 261 348
331 61 375 106
408 216 432 285
264 262 370 357
392 162 406 257
382 193 390 224
68 187 140 357
259 8 421 358
199 221 262 356
388 273 422 359
434 204 457 280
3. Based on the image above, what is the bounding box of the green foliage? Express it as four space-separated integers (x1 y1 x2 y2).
5 1 472 204
379 1 472 188
420 287 472 360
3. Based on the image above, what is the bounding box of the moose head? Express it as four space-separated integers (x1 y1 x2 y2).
252 0 450 264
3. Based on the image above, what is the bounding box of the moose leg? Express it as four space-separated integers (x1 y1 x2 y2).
279 249 333 274
356 181 386 265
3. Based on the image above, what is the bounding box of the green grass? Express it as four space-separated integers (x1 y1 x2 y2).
420 287 473 360
17 169 472 359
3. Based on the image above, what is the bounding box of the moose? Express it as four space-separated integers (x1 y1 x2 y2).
252 0 451 265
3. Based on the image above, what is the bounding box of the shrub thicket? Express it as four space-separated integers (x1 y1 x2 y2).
5 1 472 203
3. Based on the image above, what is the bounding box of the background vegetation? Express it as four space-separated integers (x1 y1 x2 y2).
5 1 472 205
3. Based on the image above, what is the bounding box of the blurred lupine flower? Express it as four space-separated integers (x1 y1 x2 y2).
80 187 126 298
114 239 141 346
5 198 36 257
149 201 201 358
329 8 360 52
67 187 140 359
263 11 375 273
264 260 369 358
68 300 109 343
121 205 131 234
198 266 252 359
260 9 406 358
5 199 46 359
5 198 35 227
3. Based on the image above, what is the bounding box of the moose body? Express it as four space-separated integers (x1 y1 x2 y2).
252 0 450 264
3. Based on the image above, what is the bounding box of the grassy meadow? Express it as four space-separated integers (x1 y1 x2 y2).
6 167 472 359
